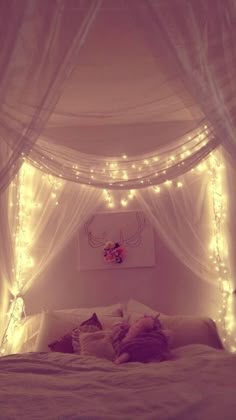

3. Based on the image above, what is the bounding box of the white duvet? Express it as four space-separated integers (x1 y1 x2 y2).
0 345 236 420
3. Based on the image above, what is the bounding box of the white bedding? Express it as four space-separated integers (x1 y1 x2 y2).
0 345 236 420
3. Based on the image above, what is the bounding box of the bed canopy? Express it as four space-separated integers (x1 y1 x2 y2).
0 0 236 355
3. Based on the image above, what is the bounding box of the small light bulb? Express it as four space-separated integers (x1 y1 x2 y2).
121 199 128 207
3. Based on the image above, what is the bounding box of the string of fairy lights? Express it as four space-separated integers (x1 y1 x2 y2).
0 163 64 355
31 124 219 190
207 154 235 350
0 150 235 355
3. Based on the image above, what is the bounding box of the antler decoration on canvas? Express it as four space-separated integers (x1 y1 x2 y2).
84 216 106 248
84 212 146 264
119 212 146 247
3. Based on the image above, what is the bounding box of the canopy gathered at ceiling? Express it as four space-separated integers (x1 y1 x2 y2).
0 0 236 353
1 0 236 192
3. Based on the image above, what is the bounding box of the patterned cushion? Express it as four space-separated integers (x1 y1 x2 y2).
71 313 103 354
48 333 74 353
79 331 116 361
48 313 102 354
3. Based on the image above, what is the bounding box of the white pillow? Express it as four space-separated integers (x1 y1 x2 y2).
35 310 123 352
125 299 164 318
57 303 124 318
125 300 223 350
7 304 123 355
160 315 223 350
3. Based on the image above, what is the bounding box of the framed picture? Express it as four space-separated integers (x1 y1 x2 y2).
78 211 155 270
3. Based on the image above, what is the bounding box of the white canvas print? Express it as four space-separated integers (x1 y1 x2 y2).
78 211 155 270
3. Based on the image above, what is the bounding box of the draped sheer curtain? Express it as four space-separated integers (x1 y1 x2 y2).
23 175 103 292
0 0 102 193
136 170 214 284
0 162 103 349
136 148 235 347
0 0 102 348
144 0 236 158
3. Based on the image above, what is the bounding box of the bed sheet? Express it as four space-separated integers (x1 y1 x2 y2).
0 345 235 420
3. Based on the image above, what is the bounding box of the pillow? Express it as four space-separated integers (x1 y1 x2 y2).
125 300 223 350
57 303 124 318
125 300 164 327
80 313 103 331
48 313 103 354
126 299 161 317
35 310 123 353
160 316 223 350
79 330 115 361
72 313 103 353
48 333 74 353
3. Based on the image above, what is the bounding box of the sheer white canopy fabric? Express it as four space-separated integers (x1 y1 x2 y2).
136 170 214 285
0 0 102 193
0 163 103 345
147 0 236 158
0 0 235 349
9 0 233 189
0 164 103 296
27 131 218 190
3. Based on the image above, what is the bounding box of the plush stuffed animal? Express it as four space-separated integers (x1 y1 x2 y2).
113 315 169 364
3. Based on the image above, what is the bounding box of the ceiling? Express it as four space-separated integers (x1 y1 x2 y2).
43 0 203 156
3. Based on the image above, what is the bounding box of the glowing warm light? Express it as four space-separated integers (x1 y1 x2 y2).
128 190 135 199
208 153 235 350
0 162 64 356
164 180 172 187
103 189 136 209
121 199 128 207
0 297 24 355
66 125 212 188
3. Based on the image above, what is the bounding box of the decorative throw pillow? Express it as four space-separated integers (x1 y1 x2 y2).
36 310 124 353
72 313 103 354
80 313 103 331
48 333 74 353
35 311 79 353
79 330 116 361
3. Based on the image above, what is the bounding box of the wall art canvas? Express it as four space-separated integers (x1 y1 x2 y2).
78 211 155 270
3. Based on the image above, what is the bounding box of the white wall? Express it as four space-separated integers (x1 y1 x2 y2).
25 212 220 319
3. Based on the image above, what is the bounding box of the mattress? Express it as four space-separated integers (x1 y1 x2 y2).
0 344 236 420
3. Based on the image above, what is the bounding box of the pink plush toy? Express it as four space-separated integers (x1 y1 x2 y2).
113 315 168 364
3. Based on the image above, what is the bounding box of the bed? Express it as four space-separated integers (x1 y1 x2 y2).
1 300 235 420
1 345 236 419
